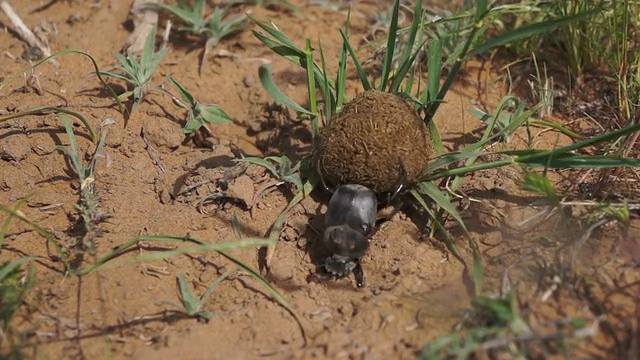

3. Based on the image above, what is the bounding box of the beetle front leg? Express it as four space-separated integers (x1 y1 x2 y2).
353 260 365 288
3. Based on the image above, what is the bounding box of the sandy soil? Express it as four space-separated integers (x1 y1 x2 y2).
0 1 638 359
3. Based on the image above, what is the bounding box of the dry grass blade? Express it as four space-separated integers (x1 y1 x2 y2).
0 49 124 114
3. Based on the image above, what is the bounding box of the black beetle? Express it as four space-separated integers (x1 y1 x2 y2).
322 184 378 287
316 159 407 287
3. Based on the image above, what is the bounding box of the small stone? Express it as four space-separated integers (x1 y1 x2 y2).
243 76 255 88
1 136 31 161
21 46 44 61
225 175 254 207
142 119 183 152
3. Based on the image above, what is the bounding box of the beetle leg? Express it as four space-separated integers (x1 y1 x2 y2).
316 157 335 194
382 163 408 206
389 181 405 202
375 208 399 227
353 260 365 288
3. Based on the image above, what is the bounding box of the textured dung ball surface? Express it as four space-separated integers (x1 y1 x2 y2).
314 90 433 193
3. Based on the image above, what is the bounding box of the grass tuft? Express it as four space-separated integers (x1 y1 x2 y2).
99 25 167 112
163 74 234 135
56 114 110 255
147 0 248 74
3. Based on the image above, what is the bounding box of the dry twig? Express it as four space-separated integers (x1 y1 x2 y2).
0 0 56 64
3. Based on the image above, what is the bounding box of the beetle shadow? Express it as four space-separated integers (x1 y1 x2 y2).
302 204 332 269
380 190 478 298
246 102 314 163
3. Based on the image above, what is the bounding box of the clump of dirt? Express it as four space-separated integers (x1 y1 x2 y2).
314 90 433 193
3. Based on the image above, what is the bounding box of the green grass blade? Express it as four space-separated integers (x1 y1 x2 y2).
0 257 37 281
252 30 305 64
424 149 491 175
418 182 469 235
530 119 586 140
146 3 201 26
249 16 301 51
389 0 423 94
250 17 333 94
400 0 422 66
56 114 84 180
0 191 42 249
318 41 332 130
379 0 401 91
403 8 426 95
258 64 314 116
98 70 132 84
235 157 279 177
0 205 71 271
469 9 601 57
200 269 235 302
431 151 574 181
217 248 308 344
390 39 427 94
424 38 443 155
425 39 442 105
167 74 195 105
0 106 98 143
474 0 489 22
472 246 484 296
340 29 372 91
177 273 197 311
514 153 640 168
75 236 273 275
200 105 234 125
426 20 490 125
304 39 318 117
267 181 313 244
543 121 640 153
335 8 351 113
426 145 640 182
89 130 108 175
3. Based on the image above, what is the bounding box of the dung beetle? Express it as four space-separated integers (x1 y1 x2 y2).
316 159 407 287
322 184 377 287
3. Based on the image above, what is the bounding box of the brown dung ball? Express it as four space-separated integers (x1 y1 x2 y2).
314 90 434 193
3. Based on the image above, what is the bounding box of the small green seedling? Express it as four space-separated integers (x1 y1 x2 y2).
235 155 306 212
419 291 532 359
0 258 36 359
165 74 233 135
467 96 533 144
0 258 36 330
100 25 167 112
160 271 234 321
519 171 560 208
148 0 248 73
236 155 303 192
203 5 249 48
56 114 109 253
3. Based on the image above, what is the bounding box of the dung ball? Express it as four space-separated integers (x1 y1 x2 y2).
314 90 434 193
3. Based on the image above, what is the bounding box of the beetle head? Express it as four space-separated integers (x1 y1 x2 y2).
324 254 358 277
